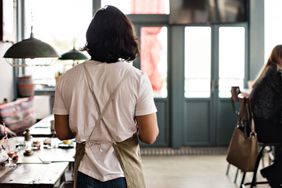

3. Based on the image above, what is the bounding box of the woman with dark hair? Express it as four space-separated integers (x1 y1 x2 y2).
249 45 282 187
53 5 159 188
85 6 139 63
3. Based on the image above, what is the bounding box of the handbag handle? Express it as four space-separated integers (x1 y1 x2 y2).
246 99 256 136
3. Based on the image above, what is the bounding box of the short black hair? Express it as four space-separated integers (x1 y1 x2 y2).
84 5 139 63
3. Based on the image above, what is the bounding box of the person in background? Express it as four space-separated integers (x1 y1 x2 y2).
53 5 159 188
249 44 282 187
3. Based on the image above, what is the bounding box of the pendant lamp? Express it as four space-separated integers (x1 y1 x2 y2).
59 47 88 60
3 27 59 59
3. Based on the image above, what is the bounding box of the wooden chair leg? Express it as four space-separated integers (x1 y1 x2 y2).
226 163 240 184
240 171 246 188
226 163 230 175
250 146 265 187
234 168 239 183
243 145 267 188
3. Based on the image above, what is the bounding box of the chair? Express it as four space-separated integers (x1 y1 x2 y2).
238 96 280 188
226 87 242 183
241 143 279 188
226 88 280 187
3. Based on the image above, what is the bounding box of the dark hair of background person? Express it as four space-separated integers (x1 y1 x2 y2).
253 44 282 85
83 5 139 63
266 44 282 66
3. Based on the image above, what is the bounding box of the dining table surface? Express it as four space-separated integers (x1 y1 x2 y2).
30 114 55 137
0 114 75 188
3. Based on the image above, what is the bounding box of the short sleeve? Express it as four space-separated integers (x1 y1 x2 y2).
53 81 68 115
135 73 157 116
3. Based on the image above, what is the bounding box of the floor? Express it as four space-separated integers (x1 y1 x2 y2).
142 155 271 188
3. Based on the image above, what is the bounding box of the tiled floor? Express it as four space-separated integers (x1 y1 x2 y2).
142 155 271 188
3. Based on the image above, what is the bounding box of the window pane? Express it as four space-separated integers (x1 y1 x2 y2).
24 0 92 86
265 0 282 62
185 27 211 98
25 62 62 86
140 27 167 98
101 0 169 14
219 27 245 98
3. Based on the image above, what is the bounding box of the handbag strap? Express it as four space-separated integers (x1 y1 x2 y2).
83 63 130 142
246 98 256 136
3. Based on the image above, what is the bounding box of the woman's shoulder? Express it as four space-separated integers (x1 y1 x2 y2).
119 61 146 77
64 61 95 74
264 64 282 80
58 61 90 82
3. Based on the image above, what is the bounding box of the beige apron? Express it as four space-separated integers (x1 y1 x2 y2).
73 64 146 188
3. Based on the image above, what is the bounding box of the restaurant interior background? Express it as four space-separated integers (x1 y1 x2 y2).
0 0 280 148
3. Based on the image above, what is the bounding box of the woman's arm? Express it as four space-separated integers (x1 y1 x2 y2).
135 113 159 144
0 125 16 139
54 115 75 140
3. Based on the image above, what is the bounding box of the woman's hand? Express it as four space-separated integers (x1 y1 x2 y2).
0 125 17 138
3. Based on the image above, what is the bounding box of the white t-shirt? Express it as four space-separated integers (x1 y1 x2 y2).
53 60 157 181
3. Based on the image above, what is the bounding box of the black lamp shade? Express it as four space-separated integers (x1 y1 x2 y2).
59 48 88 60
3 37 59 59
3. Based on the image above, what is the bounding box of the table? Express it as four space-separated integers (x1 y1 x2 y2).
0 162 69 188
30 115 54 137
0 137 75 188
6 137 75 164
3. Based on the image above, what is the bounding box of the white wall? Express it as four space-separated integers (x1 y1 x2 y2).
265 0 282 62
0 41 14 102
33 95 51 119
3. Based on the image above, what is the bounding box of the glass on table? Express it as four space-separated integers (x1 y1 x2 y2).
7 147 18 168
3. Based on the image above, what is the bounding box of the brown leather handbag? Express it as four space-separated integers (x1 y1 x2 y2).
226 97 259 172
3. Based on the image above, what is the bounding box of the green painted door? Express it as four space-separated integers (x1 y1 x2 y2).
184 25 248 146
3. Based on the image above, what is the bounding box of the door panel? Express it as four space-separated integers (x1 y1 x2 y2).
140 27 168 98
184 25 247 146
131 15 247 147
216 25 246 145
184 100 211 145
218 27 246 98
184 27 211 98
184 27 212 145
138 26 169 147
216 100 238 146
154 99 169 146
